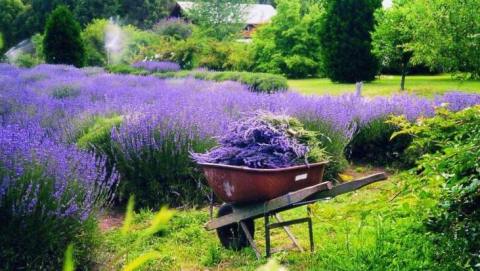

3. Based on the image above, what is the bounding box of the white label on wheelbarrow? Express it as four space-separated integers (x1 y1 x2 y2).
295 173 308 182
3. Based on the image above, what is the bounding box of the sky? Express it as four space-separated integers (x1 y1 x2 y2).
382 0 393 8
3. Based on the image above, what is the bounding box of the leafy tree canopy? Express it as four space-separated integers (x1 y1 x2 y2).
252 0 325 78
406 0 480 78
185 0 252 41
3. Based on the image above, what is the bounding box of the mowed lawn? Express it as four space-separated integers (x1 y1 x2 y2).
289 74 480 97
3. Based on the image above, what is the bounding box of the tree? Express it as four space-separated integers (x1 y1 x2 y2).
372 0 414 90
320 0 381 83
43 5 85 67
73 0 119 26
407 0 480 78
252 0 325 78
185 0 250 40
118 0 174 29
0 0 25 52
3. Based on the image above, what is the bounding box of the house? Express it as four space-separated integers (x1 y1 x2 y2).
170 1 277 38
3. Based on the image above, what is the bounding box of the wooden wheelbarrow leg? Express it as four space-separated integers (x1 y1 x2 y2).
273 214 304 252
240 221 261 260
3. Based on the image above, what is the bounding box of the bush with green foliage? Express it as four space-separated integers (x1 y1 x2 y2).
252 0 324 78
82 19 162 66
0 0 25 53
155 71 288 93
391 106 480 268
105 64 148 75
320 0 381 83
184 0 247 41
346 118 412 166
153 18 193 40
43 6 85 67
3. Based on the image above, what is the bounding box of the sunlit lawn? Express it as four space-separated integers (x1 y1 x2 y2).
289 74 480 97
99 171 443 270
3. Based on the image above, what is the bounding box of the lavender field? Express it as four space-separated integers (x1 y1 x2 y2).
1 63 480 269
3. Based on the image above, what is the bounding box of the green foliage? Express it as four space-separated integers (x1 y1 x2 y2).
106 64 148 75
0 166 100 270
82 19 109 66
64 195 174 271
113 127 216 208
198 40 254 71
320 0 381 83
73 0 118 26
347 118 412 167
43 5 86 67
372 1 415 90
391 106 480 268
12 53 42 68
76 115 123 151
301 119 349 180
0 0 25 52
252 0 324 78
185 0 250 40
155 71 288 93
406 0 480 78
118 0 174 29
153 18 193 40
82 19 162 66
192 71 288 93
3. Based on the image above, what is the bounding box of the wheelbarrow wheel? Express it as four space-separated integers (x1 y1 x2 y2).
216 203 255 250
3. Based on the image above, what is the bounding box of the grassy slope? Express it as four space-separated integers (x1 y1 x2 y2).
99 171 456 271
289 74 480 97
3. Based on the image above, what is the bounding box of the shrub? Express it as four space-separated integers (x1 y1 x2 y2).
391 106 480 268
153 18 193 40
105 64 148 75
43 6 86 67
0 124 117 270
252 0 324 78
132 61 180 73
111 120 216 208
346 118 412 166
82 19 109 66
13 53 41 68
301 119 349 181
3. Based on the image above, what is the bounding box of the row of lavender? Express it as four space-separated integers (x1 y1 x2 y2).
1 63 479 267
2 64 480 206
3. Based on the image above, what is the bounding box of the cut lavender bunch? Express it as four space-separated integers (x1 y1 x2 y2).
191 112 329 169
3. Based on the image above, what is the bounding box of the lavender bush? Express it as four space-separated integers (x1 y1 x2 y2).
1 63 479 207
0 123 118 269
132 61 181 73
191 112 329 169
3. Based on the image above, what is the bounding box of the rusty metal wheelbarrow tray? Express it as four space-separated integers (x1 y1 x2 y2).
199 161 328 205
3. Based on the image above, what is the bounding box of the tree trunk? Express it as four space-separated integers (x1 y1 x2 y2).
400 62 407 91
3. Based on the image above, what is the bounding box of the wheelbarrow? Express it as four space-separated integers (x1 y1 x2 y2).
198 162 388 259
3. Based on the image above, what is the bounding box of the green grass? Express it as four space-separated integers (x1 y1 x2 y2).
98 170 463 270
289 74 480 97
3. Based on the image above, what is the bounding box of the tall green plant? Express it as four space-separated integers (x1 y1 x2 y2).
43 5 86 67
252 0 325 78
320 0 381 83
372 0 415 90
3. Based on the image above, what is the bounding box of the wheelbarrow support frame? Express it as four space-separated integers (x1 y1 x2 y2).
206 172 388 259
